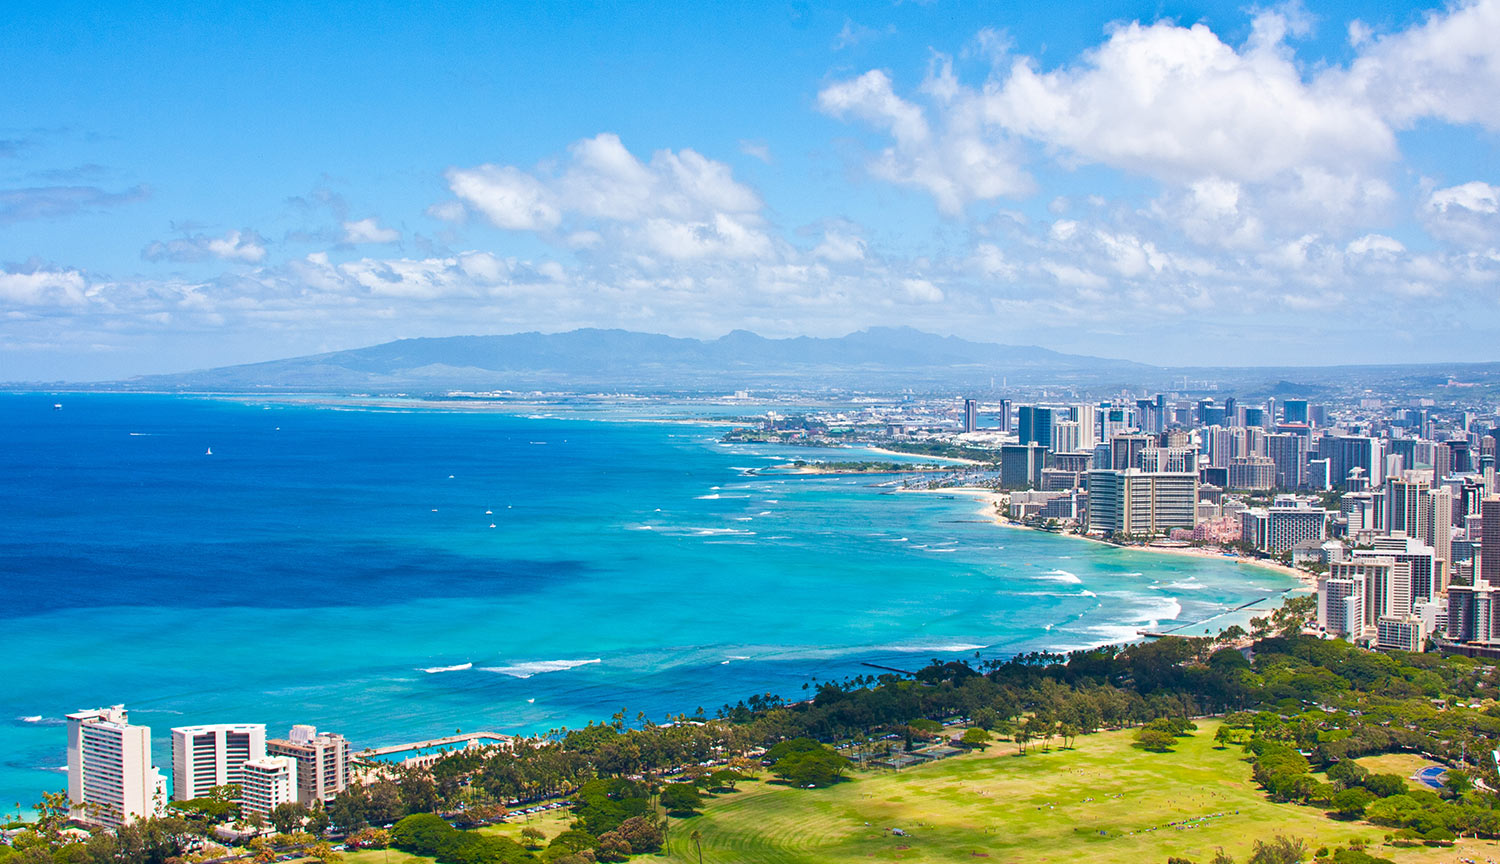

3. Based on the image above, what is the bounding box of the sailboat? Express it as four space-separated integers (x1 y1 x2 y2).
205 446 213 455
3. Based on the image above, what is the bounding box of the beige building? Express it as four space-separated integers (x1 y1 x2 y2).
67 706 167 828
1085 469 1198 536
267 726 351 805
240 756 298 817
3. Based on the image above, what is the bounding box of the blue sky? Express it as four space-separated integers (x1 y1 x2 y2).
2 0 1497 380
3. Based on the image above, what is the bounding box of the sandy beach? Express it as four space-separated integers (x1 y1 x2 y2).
898 485 1318 592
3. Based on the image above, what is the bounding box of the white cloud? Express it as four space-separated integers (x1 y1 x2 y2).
1346 233 1405 256
1423 181 1500 246
342 217 401 245
812 232 866 262
986 14 1392 184
1428 181 1499 214
143 229 267 263
0 267 88 306
1344 0 1500 130
817 66 1030 214
738 139 772 164
901 278 944 303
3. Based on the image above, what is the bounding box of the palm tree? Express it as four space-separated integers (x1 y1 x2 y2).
691 828 704 864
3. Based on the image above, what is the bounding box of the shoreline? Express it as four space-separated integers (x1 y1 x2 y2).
899 485 1315 633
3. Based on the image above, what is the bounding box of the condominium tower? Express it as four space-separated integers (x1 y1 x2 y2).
67 706 166 828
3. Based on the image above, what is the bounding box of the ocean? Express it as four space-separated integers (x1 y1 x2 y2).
0 393 1297 805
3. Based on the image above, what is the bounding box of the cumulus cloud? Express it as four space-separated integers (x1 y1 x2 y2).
1344 0 1500 130
986 15 1392 184
0 266 89 306
342 217 401 244
143 229 267 263
817 66 1031 214
817 1 1497 242
1423 181 1500 246
0 184 148 223
445 133 773 262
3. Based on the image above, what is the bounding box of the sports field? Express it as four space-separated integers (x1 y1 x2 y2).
660 722 1500 864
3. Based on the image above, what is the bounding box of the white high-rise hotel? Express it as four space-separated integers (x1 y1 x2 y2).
66 706 166 828
170 723 267 801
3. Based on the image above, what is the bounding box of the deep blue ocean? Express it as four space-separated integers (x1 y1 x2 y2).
0 393 1296 805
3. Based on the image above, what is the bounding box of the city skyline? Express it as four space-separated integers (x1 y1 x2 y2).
3 0 1498 381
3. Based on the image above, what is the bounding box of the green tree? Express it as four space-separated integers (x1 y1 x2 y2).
961 727 992 749
1248 836 1307 864
660 783 702 815
270 801 310 834
1136 729 1176 752
1331 787 1376 818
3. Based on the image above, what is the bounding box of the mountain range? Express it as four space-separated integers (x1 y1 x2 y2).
112 327 1150 392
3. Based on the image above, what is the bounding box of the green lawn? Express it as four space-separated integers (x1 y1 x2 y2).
479 805 574 845
1355 754 1444 791
661 722 1500 864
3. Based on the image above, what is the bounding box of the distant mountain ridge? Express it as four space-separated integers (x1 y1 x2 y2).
116 327 1150 392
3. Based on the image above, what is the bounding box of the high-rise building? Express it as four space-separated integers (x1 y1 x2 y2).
1318 572 1365 637
1109 434 1150 470
1283 399 1309 425
1000 443 1049 489
1329 557 1410 630
1017 406 1055 450
1265 433 1305 489
1085 469 1198 536
1228 456 1276 490
1240 504 1328 554
1154 394 1168 433
1139 446 1197 474
266 726 351 806
1482 496 1500 584
240 757 298 817
67 706 166 828
171 723 267 802
996 399 1012 433
1070 404 1098 451
1386 474 1430 538
963 399 978 434
1051 420 1082 454
1447 582 1500 645
1322 436 1383 490
1356 536 1441 602
1424 488 1453 565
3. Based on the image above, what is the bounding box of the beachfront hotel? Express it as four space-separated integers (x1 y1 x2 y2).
266 725 351 805
170 723 266 801
66 706 167 828
239 756 298 817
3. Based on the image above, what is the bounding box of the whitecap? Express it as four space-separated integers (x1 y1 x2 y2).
690 527 755 536
1166 579 1208 591
19 716 44 723
696 493 721 500
481 658 601 679
626 525 654 531
758 511 773 516
1038 569 1082 584
420 662 473 674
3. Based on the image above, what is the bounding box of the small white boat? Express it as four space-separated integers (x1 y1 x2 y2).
205 447 213 455
52 403 62 410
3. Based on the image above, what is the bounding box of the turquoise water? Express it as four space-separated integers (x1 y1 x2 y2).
0 394 1297 804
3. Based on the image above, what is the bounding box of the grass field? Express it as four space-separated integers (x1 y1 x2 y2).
1356 754 1445 791
659 722 1500 864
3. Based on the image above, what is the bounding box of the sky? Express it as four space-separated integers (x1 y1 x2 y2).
2 0 1498 380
